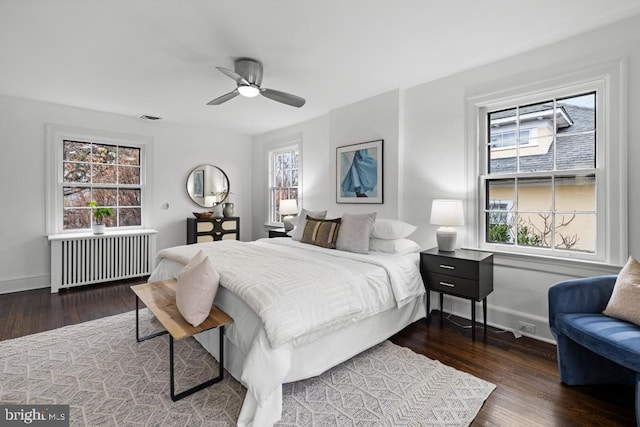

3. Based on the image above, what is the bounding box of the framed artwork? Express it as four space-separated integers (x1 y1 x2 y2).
193 169 204 198
336 139 383 204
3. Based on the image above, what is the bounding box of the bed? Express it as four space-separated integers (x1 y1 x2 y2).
148 237 426 426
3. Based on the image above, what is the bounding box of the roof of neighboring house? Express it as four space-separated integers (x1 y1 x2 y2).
490 104 595 173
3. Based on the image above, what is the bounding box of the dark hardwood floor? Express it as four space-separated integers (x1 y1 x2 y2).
0 281 635 426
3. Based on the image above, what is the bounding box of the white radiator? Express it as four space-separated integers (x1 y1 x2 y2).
48 230 158 293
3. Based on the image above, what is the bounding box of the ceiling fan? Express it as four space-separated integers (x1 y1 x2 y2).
207 58 306 108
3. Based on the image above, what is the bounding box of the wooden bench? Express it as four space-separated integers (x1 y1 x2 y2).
131 279 233 401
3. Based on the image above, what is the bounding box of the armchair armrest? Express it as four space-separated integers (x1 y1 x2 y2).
548 275 617 333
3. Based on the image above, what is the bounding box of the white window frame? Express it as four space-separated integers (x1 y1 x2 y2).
45 124 152 235
465 59 628 265
265 138 302 227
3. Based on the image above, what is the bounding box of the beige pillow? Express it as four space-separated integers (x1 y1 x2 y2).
603 256 640 325
336 212 377 254
176 251 220 327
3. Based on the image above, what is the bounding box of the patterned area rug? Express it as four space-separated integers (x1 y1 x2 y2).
0 310 495 426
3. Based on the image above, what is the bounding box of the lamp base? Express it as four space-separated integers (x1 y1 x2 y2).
283 215 295 232
436 227 457 252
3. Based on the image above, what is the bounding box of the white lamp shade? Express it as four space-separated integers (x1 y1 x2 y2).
430 199 464 226
279 199 298 216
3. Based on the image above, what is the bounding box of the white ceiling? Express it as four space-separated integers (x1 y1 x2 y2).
2 1 640 136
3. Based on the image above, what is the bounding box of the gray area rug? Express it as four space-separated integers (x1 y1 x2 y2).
0 310 495 426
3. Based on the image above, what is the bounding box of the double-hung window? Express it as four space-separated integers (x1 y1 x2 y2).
471 60 628 264
46 124 149 234
267 144 300 226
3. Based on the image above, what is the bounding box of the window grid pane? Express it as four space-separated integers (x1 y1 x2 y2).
269 147 300 224
484 91 597 255
62 140 142 230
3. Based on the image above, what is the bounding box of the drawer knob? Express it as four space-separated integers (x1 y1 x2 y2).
439 264 455 270
439 281 455 287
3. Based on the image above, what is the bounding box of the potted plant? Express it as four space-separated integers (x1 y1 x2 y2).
89 201 114 234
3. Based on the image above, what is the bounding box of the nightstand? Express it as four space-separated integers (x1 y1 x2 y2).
420 247 493 341
268 228 290 238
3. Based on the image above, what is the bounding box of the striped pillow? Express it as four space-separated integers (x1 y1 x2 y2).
301 216 342 249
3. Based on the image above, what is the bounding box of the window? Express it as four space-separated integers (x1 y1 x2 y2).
483 92 598 256
46 124 149 234
467 60 627 265
267 144 300 225
62 140 142 230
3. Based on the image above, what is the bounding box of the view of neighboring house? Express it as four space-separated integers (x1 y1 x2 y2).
486 93 596 253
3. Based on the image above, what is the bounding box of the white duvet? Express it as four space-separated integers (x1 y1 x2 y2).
156 238 424 348
151 238 425 426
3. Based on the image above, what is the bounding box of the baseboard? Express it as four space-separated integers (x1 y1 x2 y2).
0 275 50 294
439 294 556 345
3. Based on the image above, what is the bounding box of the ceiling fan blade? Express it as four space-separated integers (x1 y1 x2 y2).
206 90 239 105
216 67 249 85
261 88 306 108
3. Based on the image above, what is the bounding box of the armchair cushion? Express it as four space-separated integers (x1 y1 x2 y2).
556 313 640 373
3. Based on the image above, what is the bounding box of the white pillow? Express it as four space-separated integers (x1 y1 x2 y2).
336 212 377 254
291 209 327 241
371 219 417 240
176 251 220 327
369 238 421 255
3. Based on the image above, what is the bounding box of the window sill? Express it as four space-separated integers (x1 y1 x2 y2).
47 228 158 241
461 246 622 277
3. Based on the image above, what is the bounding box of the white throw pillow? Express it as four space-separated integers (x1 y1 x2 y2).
371 219 417 240
603 256 640 326
176 250 220 327
291 209 327 241
369 238 422 255
336 212 377 254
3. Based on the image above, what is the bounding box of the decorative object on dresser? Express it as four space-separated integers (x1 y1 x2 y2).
187 217 239 244
222 202 234 217
186 164 230 208
336 139 383 204
268 228 289 238
420 247 493 341
279 199 298 231
430 199 464 251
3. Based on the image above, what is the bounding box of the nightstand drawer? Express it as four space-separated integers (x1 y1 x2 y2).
427 272 479 299
423 255 478 280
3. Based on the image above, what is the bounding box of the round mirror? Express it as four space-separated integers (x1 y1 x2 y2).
186 164 230 208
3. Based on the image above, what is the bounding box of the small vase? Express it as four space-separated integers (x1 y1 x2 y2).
223 202 234 218
92 224 106 235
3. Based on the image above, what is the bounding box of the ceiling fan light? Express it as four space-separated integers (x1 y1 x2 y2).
238 85 260 98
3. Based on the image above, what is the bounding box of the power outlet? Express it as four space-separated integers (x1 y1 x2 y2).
518 321 536 334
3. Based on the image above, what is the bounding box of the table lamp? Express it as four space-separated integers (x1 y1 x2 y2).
279 199 298 232
430 199 464 252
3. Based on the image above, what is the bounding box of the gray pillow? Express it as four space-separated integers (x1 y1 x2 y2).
291 209 327 241
336 212 377 254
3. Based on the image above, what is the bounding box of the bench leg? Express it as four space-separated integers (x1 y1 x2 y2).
135 295 168 342
170 325 225 402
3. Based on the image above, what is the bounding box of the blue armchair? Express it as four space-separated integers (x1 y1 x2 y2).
549 275 640 424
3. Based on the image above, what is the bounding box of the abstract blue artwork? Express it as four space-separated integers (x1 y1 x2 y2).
336 139 383 203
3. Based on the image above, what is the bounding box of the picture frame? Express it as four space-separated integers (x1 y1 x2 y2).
193 169 204 198
336 139 383 204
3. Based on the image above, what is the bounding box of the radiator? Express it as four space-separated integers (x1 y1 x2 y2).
48 230 157 293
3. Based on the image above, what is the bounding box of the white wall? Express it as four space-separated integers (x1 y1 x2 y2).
252 90 401 239
0 95 252 293
251 16 640 342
